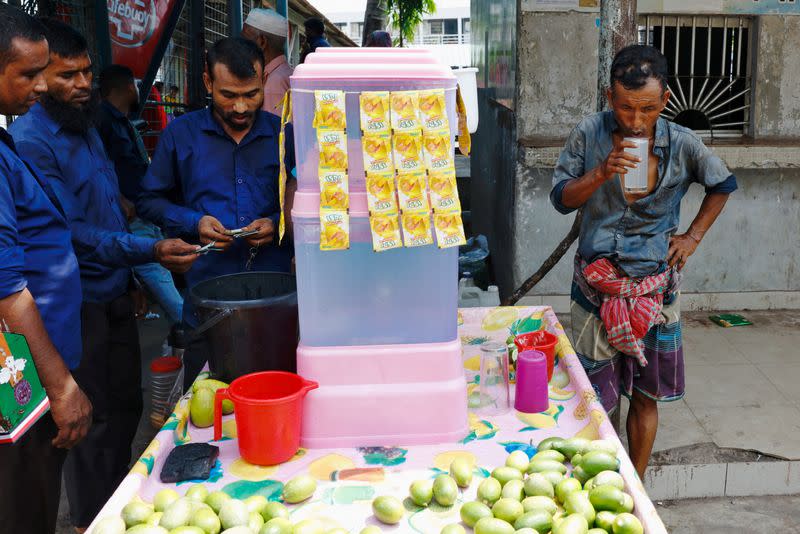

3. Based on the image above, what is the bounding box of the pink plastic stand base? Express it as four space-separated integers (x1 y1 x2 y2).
297 339 468 448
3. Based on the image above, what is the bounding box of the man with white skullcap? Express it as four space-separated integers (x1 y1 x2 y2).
242 8 292 116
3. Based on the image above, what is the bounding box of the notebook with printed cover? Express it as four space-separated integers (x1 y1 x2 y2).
0 332 49 444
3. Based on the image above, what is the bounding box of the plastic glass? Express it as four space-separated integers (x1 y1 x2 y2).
478 342 510 415
622 137 649 193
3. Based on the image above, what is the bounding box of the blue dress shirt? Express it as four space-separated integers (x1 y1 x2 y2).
0 128 83 369
136 108 295 324
10 103 157 303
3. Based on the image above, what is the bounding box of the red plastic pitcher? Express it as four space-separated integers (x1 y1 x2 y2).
214 371 318 465
514 330 559 381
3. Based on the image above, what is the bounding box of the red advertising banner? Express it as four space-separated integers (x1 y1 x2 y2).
108 0 182 79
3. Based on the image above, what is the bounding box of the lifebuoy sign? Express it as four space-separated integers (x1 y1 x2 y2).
108 0 181 78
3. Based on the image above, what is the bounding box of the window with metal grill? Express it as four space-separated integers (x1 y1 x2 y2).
638 15 753 139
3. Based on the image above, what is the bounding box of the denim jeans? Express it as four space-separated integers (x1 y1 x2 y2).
129 217 184 325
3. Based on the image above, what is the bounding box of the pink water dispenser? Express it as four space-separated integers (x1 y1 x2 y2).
291 51 468 447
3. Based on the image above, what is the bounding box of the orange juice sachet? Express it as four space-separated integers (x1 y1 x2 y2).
393 129 424 174
313 90 347 130
369 212 403 252
401 211 434 247
319 171 349 210
429 170 461 213
418 89 449 132
365 173 398 215
434 212 467 249
361 133 394 175
318 130 348 171
422 129 455 173
359 91 391 134
320 209 350 251
396 172 430 213
390 91 420 132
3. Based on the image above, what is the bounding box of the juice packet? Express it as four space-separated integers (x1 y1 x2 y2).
390 91 420 132
319 170 349 210
365 172 398 215
319 209 349 251
317 130 348 171
429 170 461 213
418 89 449 132
369 212 403 252
313 90 346 130
393 129 424 174
396 171 430 213
422 129 455 173
359 91 391 134
401 211 434 247
433 212 467 249
361 133 394 175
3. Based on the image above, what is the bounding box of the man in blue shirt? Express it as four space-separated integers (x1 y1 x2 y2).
9 18 198 529
0 7 91 533
138 37 296 385
300 17 331 63
551 45 736 479
96 64 185 327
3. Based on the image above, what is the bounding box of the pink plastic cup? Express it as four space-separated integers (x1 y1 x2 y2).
514 349 549 414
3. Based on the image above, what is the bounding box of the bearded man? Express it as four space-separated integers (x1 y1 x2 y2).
137 37 296 385
8 18 197 530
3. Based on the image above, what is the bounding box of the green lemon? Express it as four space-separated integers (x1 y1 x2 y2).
521 495 558 516
540 471 566 487
526 460 567 475
595 511 617 531
93 516 126 534
409 479 434 507
283 475 317 504
146 513 163 527
588 529 609 534
122 501 155 528
531 450 566 464
153 490 181 513
441 524 467 534
169 527 204 534
501 479 525 501
571 454 583 467
124 526 168 534
514 510 553 533
585 439 618 456
579 452 618 477
593 471 625 491
564 492 596 525
524 473 554 499
159 497 193 530
474 517 516 534
589 485 626 513
189 507 221 534
204 492 231 515
185 485 209 503
189 388 215 428
243 495 268 515
555 438 590 460
612 513 643 534
478 476 503 505
372 495 404 524
248 511 265 532
536 437 565 451
552 513 589 534
460 500 493 527
491 497 524 524
505 450 531 472
555 478 583 504
492 466 525 487
260 502 289 522
218 499 249 530
433 474 459 506
571 465 592 485
450 458 474 488
620 493 634 513
259 517 294 534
